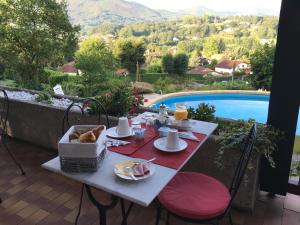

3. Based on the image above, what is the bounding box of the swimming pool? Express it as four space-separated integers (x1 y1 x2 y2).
152 93 300 135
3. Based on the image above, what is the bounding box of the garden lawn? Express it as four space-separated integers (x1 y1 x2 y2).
0 79 17 87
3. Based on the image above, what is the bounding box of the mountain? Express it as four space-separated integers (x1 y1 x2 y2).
66 0 278 30
67 0 171 29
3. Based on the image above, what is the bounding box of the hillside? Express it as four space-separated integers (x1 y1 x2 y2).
67 0 171 28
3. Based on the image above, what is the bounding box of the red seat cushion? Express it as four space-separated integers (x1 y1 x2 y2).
158 172 231 220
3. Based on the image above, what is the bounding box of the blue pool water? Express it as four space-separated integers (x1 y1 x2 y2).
152 93 300 135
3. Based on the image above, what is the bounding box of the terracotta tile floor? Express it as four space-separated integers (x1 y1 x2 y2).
0 139 300 225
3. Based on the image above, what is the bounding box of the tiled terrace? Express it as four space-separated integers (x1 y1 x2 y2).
0 139 300 225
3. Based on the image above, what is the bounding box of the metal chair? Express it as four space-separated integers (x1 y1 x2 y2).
0 89 25 175
62 98 110 135
61 98 114 225
155 124 257 225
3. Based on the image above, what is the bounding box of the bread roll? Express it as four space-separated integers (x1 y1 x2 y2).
92 125 105 139
79 131 96 143
69 132 80 141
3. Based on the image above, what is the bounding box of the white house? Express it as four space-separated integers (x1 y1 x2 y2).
215 60 250 75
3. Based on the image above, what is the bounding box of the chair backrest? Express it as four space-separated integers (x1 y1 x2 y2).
0 89 9 135
226 124 257 211
62 98 110 135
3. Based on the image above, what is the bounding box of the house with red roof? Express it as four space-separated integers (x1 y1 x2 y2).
188 66 223 76
215 60 250 75
57 61 79 75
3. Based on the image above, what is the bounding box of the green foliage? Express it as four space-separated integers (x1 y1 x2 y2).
154 77 183 94
203 38 225 57
75 38 117 75
46 69 68 87
92 77 143 116
162 54 174 74
75 38 117 97
35 87 54 104
147 62 162 73
0 0 79 89
217 119 284 168
0 79 17 87
114 38 146 73
187 103 216 122
61 81 84 97
208 59 218 69
174 53 189 75
290 161 300 177
249 43 275 90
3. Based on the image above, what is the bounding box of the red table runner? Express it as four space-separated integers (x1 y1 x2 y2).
108 127 158 155
108 131 207 170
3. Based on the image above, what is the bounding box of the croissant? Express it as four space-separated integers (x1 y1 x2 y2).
92 125 105 139
79 131 96 143
69 132 80 141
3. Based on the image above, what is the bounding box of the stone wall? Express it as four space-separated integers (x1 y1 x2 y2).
3 97 118 150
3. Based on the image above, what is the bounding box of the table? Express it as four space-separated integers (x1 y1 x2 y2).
42 112 217 225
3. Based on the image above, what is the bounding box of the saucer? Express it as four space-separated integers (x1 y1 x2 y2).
153 137 188 152
106 127 133 138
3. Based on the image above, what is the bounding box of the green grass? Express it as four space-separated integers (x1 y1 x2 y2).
294 136 300 155
0 79 17 87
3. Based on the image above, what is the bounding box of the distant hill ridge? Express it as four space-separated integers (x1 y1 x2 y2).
66 0 277 29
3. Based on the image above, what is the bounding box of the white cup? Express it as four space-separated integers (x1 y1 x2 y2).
166 129 180 149
116 117 130 135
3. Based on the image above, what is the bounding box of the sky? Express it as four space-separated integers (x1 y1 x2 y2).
127 0 282 14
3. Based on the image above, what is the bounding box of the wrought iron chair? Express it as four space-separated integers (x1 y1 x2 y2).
0 89 25 175
155 124 257 225
62 98 110 135
61 98 117 225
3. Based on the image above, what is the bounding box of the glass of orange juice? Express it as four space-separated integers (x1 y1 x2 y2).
174 104 188 120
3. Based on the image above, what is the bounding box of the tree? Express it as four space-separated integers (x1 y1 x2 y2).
76 38 116 75
174 54 189 75
203 38 219 57
162 54 174 74
203 38 226 57
114 38 146 73
75 38 117 96
249 44 275 90
0 0 79 88
189 51 200 67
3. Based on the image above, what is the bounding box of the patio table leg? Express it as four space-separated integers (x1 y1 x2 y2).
85 184 119 225
120 198 134 225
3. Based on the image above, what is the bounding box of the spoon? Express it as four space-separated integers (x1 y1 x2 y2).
124 166 138 180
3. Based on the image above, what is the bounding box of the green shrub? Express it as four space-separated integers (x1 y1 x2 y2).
61 81 84 96
147 63 162 73
35 87 54 104
91 77 143 116
0 79 17 87
188 103 216 122
46 69 68 87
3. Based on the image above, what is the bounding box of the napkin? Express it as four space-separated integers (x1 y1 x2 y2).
179 132 199 141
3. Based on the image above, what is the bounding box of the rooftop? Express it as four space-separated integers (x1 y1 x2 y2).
57 62 78 74
0 139 299 225
216 60 245 69
187 66 214 75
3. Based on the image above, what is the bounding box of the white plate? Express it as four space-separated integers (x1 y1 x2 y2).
154 137 188 152
106 127 133 138
114 159 155 181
